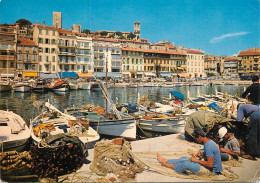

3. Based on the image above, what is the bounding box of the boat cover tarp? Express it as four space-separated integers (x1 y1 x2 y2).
160 72 171 77
169 91 184 100
39 73 58 79
209 102 224 111
77 73 94 78
58 72 78 78
184 111 232 139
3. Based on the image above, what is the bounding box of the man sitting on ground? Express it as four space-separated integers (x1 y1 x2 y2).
157 128 222 174
218 127 240 161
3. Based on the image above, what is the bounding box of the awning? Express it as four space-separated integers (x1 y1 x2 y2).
39 73 58 79
177 67 184 70
77 73 94 78
144 72 156 77
23 71 38 77
95 72 122 78
0 73 15 77
136 72 144 75
160 72 171 77
178 73 190 78
58 72 78 78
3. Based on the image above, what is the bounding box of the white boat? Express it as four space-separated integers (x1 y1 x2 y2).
30 102 100 145
69 82 79 90
78 82 92 90
64 107 137 140
14 83 31 92
0 110 30 152
128 83 138 88
0 83 12 92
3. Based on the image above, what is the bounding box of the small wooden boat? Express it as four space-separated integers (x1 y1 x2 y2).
52 80 70 92
0 110 30 152
30 102 100 145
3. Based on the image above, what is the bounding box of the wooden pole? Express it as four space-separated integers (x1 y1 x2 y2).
105 56 108 113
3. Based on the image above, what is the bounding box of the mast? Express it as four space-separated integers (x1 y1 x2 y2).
95 39 98 77
105 55 108 113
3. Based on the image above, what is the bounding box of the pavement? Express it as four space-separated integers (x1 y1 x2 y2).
59 134 260 182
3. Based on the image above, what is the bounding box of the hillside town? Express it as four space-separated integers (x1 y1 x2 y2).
0 12 259 80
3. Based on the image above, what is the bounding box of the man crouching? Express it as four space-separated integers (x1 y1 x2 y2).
157 128 223 174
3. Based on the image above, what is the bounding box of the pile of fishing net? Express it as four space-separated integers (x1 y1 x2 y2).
82 104 106 116
90 138 144 182
30 134 84 180
138 95 155 109
0 151 38 182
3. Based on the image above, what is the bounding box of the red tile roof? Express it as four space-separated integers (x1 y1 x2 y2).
184 49 204 54
238 51 260 56
225 58 238 61
122 47 144 52
37 25 57 30
58 29 74 34
93 38 118 43
121 47 185 55
17 38 37 46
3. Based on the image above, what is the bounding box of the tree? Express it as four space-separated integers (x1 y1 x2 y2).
127 32 136 40
82 29 90 34
119 35 126 40
15 19 32 26
100 31 108 36
108 33 115 38
115 31 122 37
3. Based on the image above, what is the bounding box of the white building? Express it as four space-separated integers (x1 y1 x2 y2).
185 49 205 78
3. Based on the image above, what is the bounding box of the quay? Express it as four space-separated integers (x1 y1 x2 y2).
59 134 260 182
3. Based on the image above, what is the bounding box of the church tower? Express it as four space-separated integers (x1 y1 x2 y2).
53 12 62 29
134 22 140 40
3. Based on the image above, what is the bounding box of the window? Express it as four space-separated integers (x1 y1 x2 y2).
45 39 49 44
46 30 49 35
32 55 36 61
52 30 55 36
39 29 42 34
52 56 55 62
51 39 56 45
45 48 49 53
71 65 74 70
11 45 14 49
51 48 55 54
25 46 29 51
1 44 8 49
45 65 49 71
52 65 55 71
46 56 49 62
72 40 74 46
18 46 21 50
39 56 42 61
18 54 21 61
39 38 43 44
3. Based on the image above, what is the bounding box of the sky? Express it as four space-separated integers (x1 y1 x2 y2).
0 0 259 56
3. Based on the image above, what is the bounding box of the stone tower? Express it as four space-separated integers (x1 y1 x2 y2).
72 24 81 33
134 22 140 40
53 12 62 29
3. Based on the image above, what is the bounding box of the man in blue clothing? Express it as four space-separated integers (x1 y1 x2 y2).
157 128 222 174
237 104 260 122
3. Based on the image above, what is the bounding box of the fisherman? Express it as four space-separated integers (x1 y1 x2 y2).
218 127 240 161
236 104 260 160
157 128 222 174
242 75 260 107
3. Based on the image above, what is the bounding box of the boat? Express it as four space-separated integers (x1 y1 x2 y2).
0 83 12 92
0 110 30 152
30 101 100 145
51 80 70 92
32 79 50 93
13 82 31 92
69 82 79 90
78 82 92 90
64 106 137 140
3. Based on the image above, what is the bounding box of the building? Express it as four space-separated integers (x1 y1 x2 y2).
53 12 62 29
223 56 238 75
238 48 260 75
92 38 122 77
16 38 38 78
76 33 92 73
33 23 59 74
204 54 222 76
134 22 140 40
58 29 77 72
185 49 205 78
121 47 144 78
0 24 17 78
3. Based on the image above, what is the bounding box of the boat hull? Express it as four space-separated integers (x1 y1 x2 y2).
14 85 31 92
0 84 12 92
79 83 91 90
89 119 136 140
138 118 185 133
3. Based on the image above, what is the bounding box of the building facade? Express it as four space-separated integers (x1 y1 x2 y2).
16 38 38 78
223 56 238 75
238 48 260 74
185 49 205 78
0 24 17 78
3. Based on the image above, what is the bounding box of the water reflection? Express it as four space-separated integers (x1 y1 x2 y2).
0 84 248 125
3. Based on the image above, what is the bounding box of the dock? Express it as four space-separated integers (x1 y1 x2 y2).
59 134 260 182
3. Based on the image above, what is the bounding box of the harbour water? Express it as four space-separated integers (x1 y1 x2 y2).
0 84 248 126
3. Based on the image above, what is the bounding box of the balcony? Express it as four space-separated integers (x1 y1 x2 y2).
0 55 15 61
58 44 76 48
58 51 76 56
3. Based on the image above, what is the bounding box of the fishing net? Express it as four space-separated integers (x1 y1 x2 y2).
138 95 156 109
90 138 144 182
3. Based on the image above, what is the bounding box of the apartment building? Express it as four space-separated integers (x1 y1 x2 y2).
0 24 17 78
76 34 92 73
16 38 38 78
169 51 187 75
58 29 76 72
238 48 260 74
92 38 122 76
33 23 59 74
185 49 205 78
223 56 238 74
121 48 144 78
